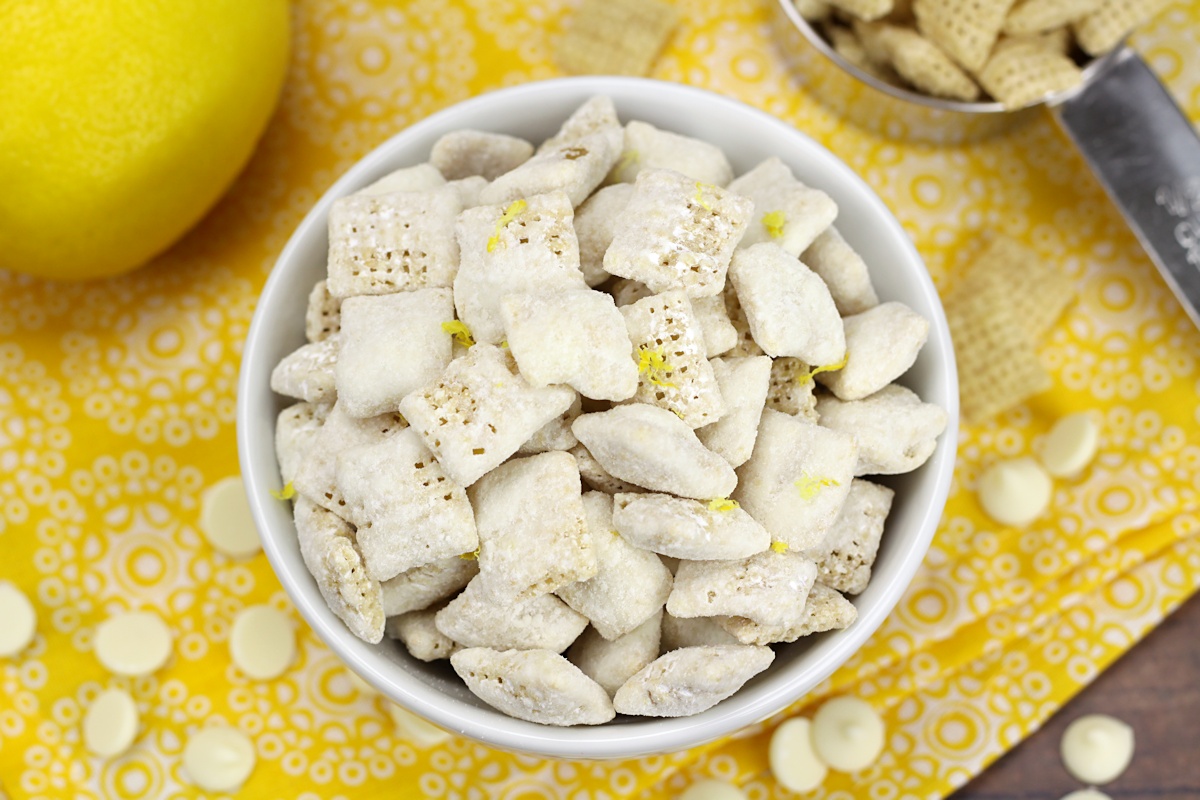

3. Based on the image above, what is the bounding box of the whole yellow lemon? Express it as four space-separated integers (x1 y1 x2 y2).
0 0 290 281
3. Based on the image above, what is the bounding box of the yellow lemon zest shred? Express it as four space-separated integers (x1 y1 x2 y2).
770 541 790 554
458 546 481 561
707 497 740 512
270 481 296 500
693 181 716 211
486 199 527 253
795 474 841 501
499 340 509 349
762 210 787 239
798 353 850 385
637 345 677 388
442 320 475 349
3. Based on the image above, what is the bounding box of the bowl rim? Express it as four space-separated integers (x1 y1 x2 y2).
237 75 958 759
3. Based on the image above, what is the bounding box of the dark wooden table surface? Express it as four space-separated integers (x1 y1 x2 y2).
951 592 1200 800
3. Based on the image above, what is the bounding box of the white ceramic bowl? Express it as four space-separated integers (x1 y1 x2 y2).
237 77 958 760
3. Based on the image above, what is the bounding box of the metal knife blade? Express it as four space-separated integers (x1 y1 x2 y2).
1052 47 1200 331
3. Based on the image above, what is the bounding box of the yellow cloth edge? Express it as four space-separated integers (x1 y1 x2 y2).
649 527 1200 796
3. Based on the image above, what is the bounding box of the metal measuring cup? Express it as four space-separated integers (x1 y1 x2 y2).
771 1 1200 328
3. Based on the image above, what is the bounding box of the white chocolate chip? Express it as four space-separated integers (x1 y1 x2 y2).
83 688 139 758
94 611 173 677
770 717 828 792
1060 714 1134 785
811 696 885 772
976 457 1053 527
387 704 452 747
1059 791 1112 800
183 726 256 793
200 475 262 558
679 779 748 800
0 581 37 657
229 605 295 681
1040 412 1099 478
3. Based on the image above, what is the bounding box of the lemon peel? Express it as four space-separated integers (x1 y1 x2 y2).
458 546 481 561
798 353 849 385
270 482 296 500
707 497 740 512
442 320 475 349
795 474 840 501
486 199 527 253
762 210 787 239
637 345 677 388
770 541 790 554
0 0 290 280
694 182 717 211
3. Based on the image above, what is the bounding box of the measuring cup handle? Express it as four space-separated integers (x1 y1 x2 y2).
1051 46 1200 329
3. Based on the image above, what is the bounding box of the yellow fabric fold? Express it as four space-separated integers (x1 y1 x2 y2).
657 529 1200 798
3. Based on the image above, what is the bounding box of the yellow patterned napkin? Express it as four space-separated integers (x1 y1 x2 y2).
2 1 1199 798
